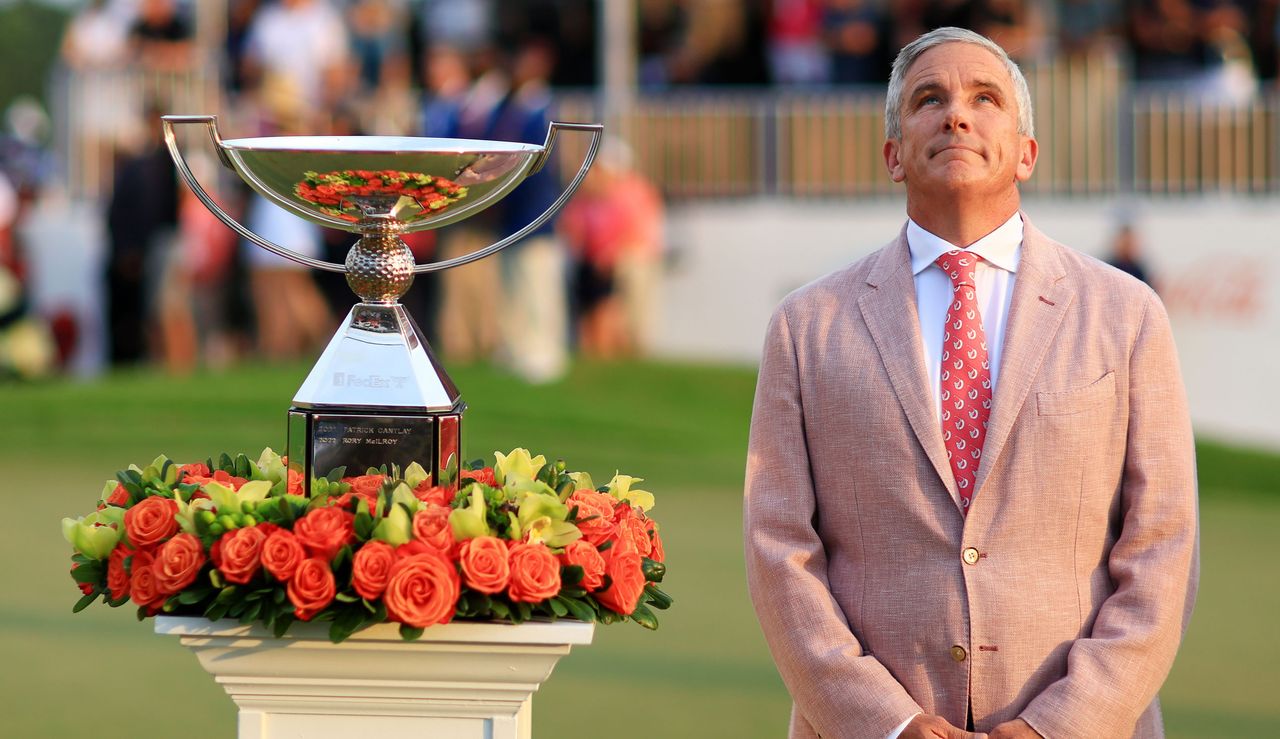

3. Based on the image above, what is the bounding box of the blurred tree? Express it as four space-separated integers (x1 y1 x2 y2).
0 1 71 113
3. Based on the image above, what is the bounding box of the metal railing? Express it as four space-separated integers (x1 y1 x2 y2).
48 51 1280 202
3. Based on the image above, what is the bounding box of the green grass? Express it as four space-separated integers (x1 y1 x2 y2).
1 360 1276 737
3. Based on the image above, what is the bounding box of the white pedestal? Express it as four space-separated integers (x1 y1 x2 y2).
155 616 594 739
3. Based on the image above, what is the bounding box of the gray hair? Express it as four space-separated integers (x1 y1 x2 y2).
884 27 1035 140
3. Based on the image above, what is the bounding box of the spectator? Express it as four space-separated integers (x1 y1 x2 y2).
129 0 195 72
1106 222 1153 287
430 49 506 363
769 0 830 85
490 38 569 382
60 0 133 196
1056 0 1119 56
242 0 351 115
347 0 410 91
824 0 889 84
560 139 665 359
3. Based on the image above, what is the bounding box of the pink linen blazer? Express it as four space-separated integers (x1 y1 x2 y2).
743 217 1199 738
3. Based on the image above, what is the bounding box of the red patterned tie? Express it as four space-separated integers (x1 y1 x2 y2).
935 250 992 513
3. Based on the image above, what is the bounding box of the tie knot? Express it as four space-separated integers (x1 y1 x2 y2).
935 250 981 288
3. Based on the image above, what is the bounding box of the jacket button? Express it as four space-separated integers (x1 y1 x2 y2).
962 547 980 565
950 645 967 662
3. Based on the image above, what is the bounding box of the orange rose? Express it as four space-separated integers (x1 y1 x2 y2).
413 483 453 507
152 533 207 595
107 545 132 600
559 539 605 591
460 467 496 487
616 508 654 559
651 525 665 563
286 469 305 496
596 546 645 616
411 505 455 553
384 552 460 628
177 462 211 482
342 474 386 508
106 483 131 507
124 496 179 550
287 558 336 621
185 469 248 491
459 536 510 594
566 490 617 546
293 507 355 561
352 540 396 600
129 550 160 608
507 542 561 603
212 526 270 585
261 529 306 581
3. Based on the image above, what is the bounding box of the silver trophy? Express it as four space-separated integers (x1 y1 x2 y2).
162 115 602 493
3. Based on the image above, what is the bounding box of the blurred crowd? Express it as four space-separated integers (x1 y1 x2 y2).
2 0 1278 380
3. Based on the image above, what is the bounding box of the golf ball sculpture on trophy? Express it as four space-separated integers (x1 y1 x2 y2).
163 115 602 494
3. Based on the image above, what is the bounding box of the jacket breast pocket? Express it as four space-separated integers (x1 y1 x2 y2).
1036 371 1116 416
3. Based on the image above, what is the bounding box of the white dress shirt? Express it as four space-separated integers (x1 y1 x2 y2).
885 211 1023 739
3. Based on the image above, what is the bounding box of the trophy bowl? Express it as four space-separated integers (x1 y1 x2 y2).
162 115 603 493
221 135 543 231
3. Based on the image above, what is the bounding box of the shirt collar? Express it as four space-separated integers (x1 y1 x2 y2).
907 211 1023 276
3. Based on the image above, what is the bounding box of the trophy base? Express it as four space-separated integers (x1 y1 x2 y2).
288 402 464 495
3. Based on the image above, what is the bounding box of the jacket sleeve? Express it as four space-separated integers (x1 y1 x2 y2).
744 302 923 738
1020 288 1200 738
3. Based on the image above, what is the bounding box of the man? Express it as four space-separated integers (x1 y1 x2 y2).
743 27 1198 739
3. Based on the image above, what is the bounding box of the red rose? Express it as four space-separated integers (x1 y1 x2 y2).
596 546 645 616
152 533 206 595
566 491 617 546
507 542 561 603
342 474 385 508
129 550 161 608
352 540 396 600
106 483 131 507
559 539 606 591
293 507 355 561
383 552 460 628
287 558 336 621
459 536 510 594
413 482 453 507
124 496 179 550
261 529 306 581
460 467 496 488
107 545 132 600
412 505 455 553
212 526 269 585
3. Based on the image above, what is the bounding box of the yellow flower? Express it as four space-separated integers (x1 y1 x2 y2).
605 474 655 512
493 448 547 486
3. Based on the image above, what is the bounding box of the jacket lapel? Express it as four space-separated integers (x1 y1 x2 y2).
971 217 1074 499
858 230 958 503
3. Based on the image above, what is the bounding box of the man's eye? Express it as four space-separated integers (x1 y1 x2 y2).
977 94 995 103
922 95 941 105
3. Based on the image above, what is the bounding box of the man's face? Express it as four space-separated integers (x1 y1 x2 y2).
883 42 1037 199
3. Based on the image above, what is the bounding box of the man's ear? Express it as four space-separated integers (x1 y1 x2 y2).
884 139 906 183
1015 135 1038 182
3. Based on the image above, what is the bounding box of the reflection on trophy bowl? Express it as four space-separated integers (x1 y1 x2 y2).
220 136 543 232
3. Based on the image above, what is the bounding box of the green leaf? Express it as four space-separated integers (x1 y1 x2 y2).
561 597 596 623
489 599 511 619
514 601 533 623
72 592 98 613
234 454 252 479
273 615 295 638
325 466 348 483
548 597 569 618
177 587 213 605
399 624 425 641
644 585 673 610
335 592 359 604
560 565 584 588
630 602 659 630
641 558 666 583
241 599 263 624
71 561 104 584
218 453 234 473
204 601 231 622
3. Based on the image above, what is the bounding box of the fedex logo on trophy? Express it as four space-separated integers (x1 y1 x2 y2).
332 372 408 390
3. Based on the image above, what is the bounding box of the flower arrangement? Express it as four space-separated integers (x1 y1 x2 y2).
63 448 670 643
294 169 469 223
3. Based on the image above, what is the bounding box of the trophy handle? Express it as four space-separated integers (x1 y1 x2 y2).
410 121 604 274
161 115 348 273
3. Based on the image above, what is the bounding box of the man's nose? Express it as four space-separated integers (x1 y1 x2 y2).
943 104 971 132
